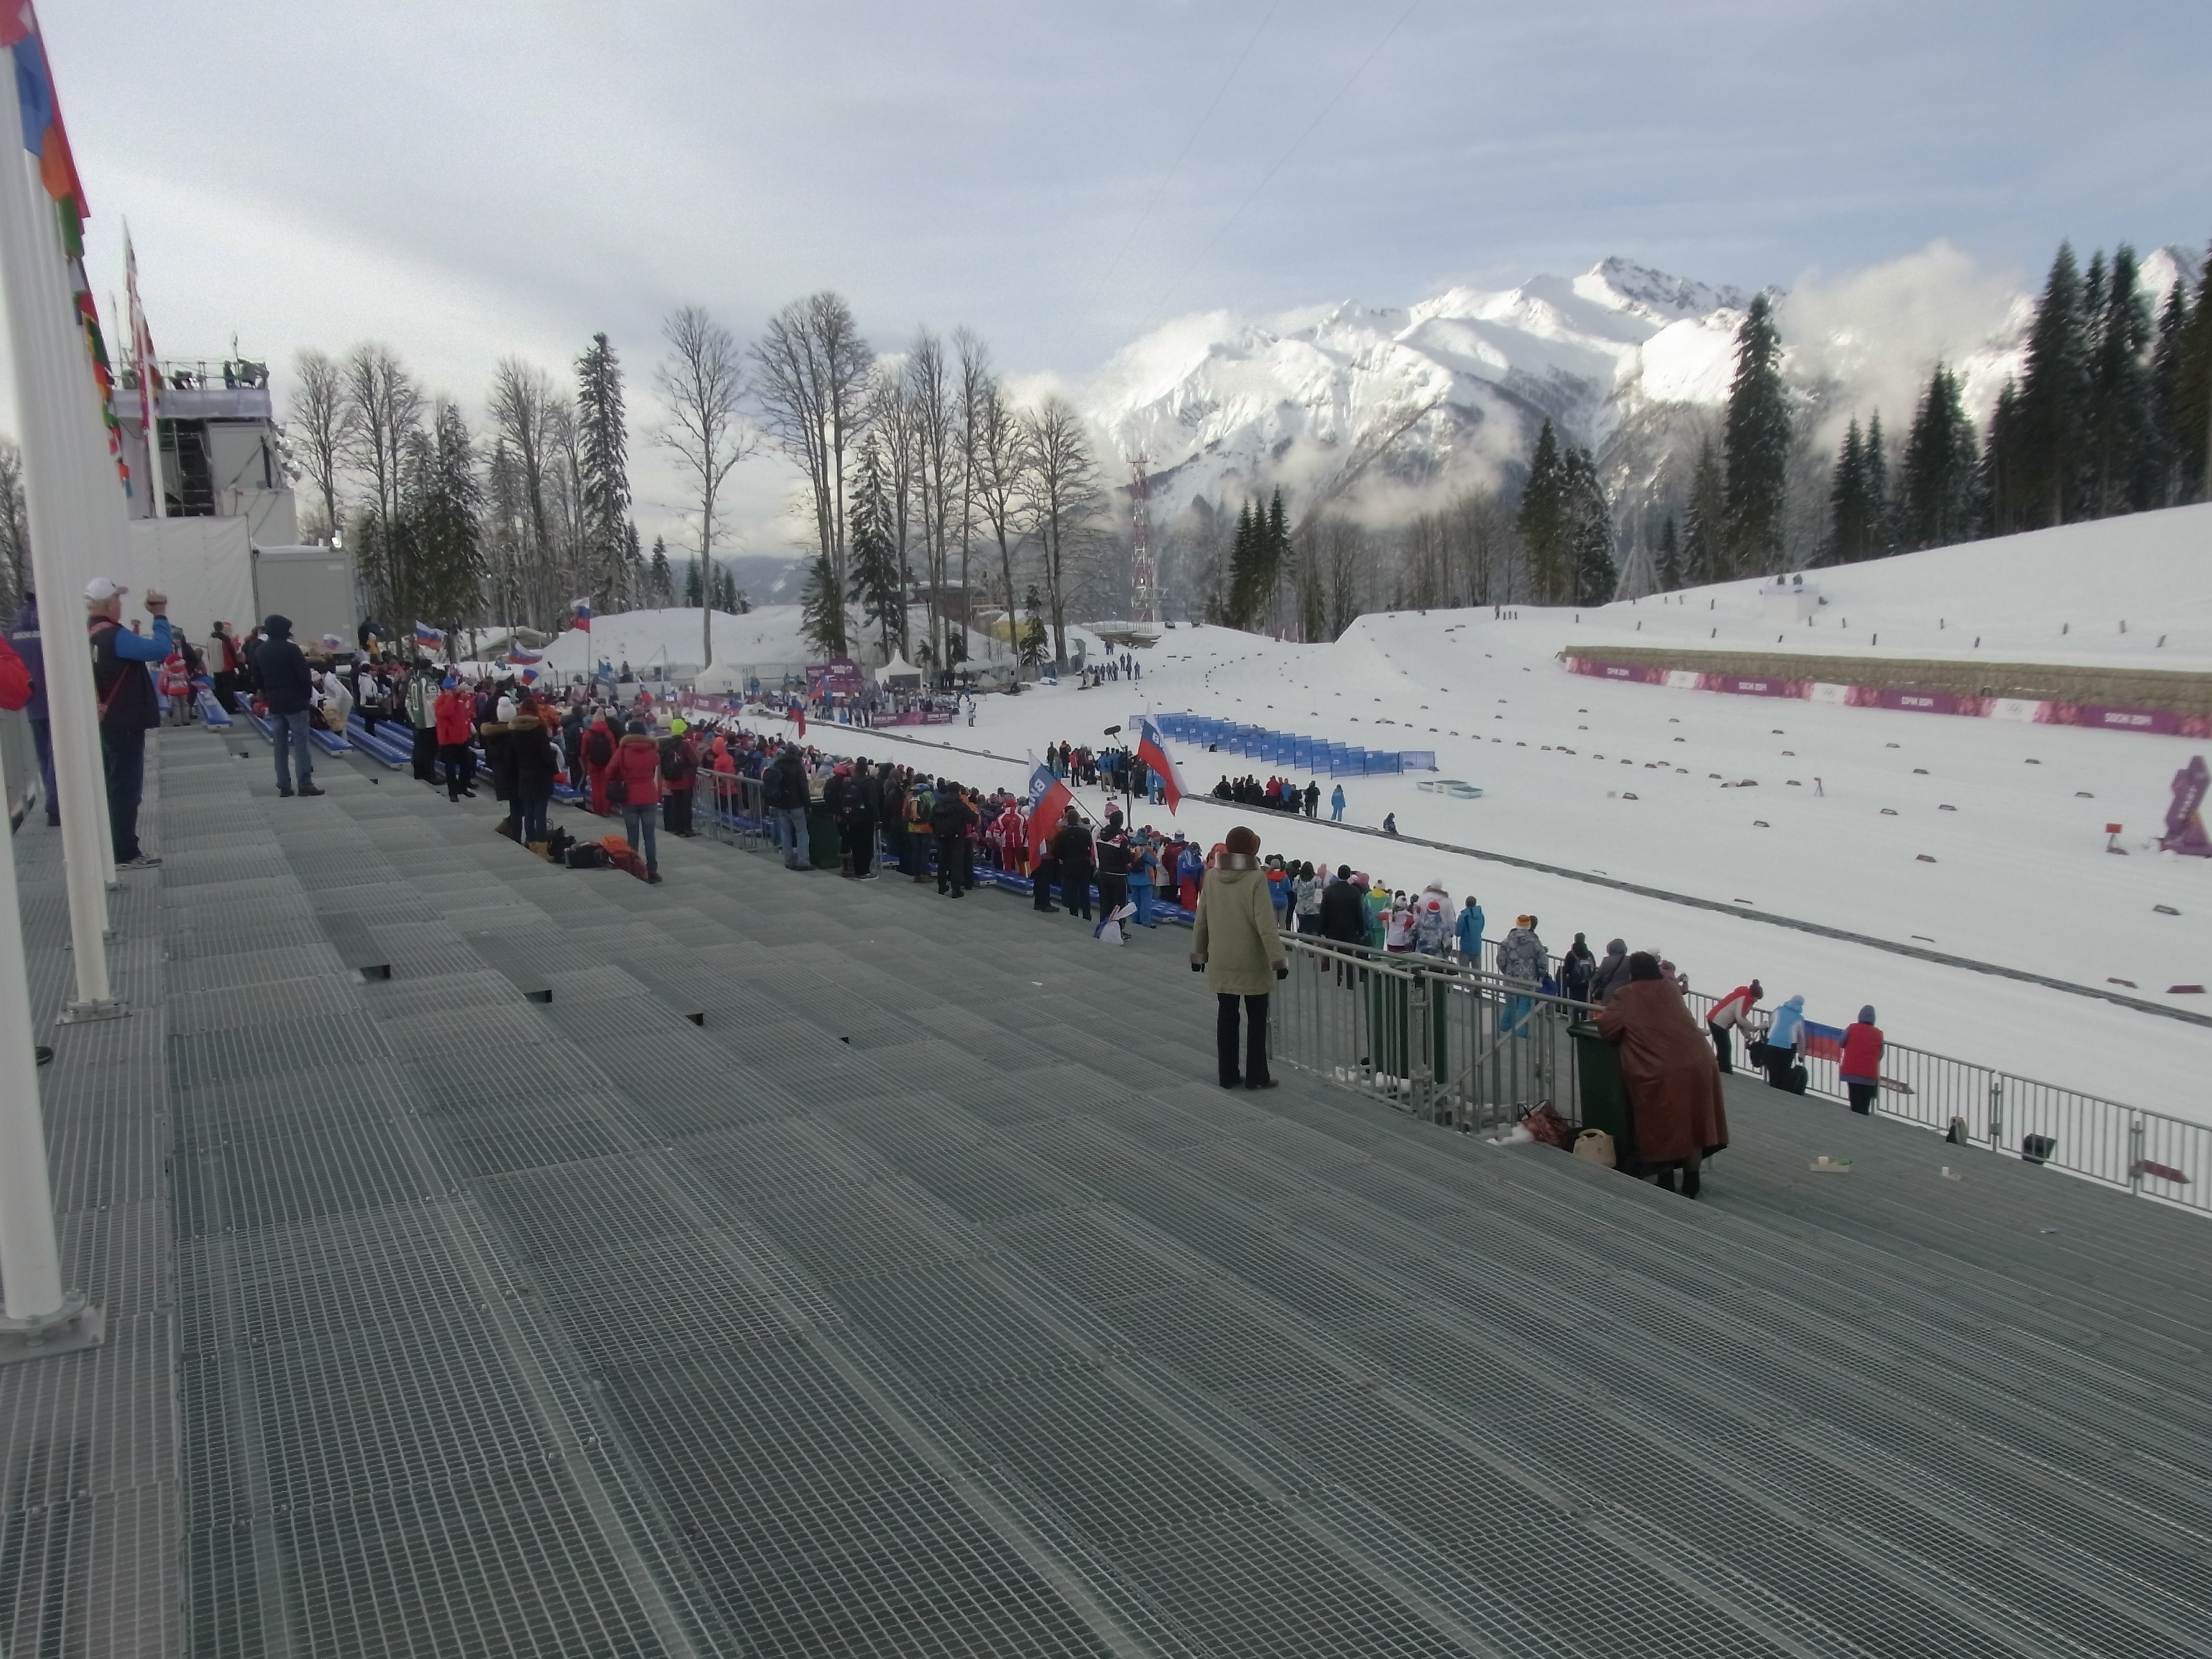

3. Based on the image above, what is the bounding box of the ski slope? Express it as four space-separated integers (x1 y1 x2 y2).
840 509 2212 1121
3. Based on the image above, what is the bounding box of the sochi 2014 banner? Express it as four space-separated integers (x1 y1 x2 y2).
1561 655 2211 741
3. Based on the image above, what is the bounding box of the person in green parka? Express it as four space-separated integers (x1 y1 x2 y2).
1191 825 1288 1090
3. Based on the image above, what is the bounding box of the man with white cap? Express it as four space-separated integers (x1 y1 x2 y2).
84 577 170 869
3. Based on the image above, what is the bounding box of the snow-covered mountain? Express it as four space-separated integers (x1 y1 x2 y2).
1082 247 2202 540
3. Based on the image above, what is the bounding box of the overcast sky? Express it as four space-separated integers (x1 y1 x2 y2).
35 0 2212 556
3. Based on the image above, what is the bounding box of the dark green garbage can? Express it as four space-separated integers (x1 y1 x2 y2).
1569 1020 1635 1166
1364 970 1448 1107
808 807 842 870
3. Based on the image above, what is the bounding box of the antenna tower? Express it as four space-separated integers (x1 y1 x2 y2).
1129 451 1156 623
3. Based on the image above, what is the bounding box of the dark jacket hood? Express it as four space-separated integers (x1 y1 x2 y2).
263 615 294 639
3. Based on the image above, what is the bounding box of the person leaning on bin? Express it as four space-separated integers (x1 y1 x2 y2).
1593 951 1729 1198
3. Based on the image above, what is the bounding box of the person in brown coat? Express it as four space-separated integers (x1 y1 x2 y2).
1592 951 1729 1196
1190 824 1288 1089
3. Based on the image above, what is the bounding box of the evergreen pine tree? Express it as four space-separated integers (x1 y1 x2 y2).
684 557 703 607
1656 514 1681 591
2172 241 2212 504
2008 242 2090 530
846 435 903 659
1863 411 1891 556
1681 438 1726 584
1262 489 1290 629
2151 280 2192 505
1018 584 1048 669
1564 445 1615 605
1825 417 1870 564
798 554 844 656
647 536 672 606
2083 244 2154 517
1898 365 1982 551
1722 293 1791 573
1222 499 1260 629
574 333 630 604
1982 380 2026 531
1515 421 1571 602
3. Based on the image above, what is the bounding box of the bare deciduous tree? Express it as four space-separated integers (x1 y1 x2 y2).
342 344 424 620
751 292 872 650
868 364 920 653
906 332 957 664
655 305 752 666
289 348 354 544
970 379 1024 647
1019 397 1103 670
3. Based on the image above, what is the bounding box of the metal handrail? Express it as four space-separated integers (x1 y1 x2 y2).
670 745 2206 1218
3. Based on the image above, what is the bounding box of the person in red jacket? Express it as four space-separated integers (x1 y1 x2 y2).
1839 1006 1884 1115
1704 979 1762 1074
432 678 477 801
582 712 619 814
611 718 666 882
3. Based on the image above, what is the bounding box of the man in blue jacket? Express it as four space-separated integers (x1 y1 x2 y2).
85 577 170 867
249 614 321 798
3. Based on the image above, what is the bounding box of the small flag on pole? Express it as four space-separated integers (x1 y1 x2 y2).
1132 713 1187 813
413 621 445 648
1024 753 1075 867
506 643 542 665
571 598 592 633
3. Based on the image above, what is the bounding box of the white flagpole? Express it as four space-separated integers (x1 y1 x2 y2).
125 226 166 518
0 58 119 1015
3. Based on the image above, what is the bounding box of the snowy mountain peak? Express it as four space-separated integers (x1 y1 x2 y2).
1574 257 1750 324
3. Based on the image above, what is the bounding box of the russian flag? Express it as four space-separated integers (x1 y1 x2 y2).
520 667 540 686
1802 1021 1845 1064
572 598 592 633
413 621 445 648
506 643 543 666
1024 754 1074 866
1133 712 1187 813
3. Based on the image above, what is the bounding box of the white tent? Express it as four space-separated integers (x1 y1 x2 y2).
876 652 921 685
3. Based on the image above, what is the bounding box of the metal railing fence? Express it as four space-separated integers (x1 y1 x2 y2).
1653 977 2200 1212
694 772 767 853
1274 937 1591 1135
671 776 2208 1219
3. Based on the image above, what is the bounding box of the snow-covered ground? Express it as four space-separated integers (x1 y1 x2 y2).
801 509 2212 1121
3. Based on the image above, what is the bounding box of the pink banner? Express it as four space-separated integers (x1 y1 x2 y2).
1562 656 2207 741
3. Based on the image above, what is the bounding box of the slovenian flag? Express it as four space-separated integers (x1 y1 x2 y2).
1802 1022 1845 1064
1133 712 1187 813
572 598 592 633
1025 753 1074 867
413 621 445 648
506 643 542 665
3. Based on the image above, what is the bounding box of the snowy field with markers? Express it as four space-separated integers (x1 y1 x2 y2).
813 506 2212 1121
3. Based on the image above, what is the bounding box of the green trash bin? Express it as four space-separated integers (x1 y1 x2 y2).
1364 968 1448 1112
808 806 842 870
1569 1020 1636 1166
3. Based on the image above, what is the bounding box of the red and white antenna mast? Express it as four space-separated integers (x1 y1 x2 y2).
1128 451 1156 623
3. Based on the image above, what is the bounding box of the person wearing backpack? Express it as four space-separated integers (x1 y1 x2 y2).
509 698 561 850
765 743 812 870
929 780 978 896
404 659 440 782
660 729 698 837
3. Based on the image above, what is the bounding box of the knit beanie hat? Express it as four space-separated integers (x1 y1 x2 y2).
1859 1005 1876 1024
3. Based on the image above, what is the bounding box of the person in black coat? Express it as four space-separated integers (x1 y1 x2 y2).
1052 806 1094 920
511 704 560 846
1096 828 1130 922
1318 865 1369 946
928 782 977 896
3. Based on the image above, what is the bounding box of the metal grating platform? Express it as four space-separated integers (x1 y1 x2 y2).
11 722 2212 1656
